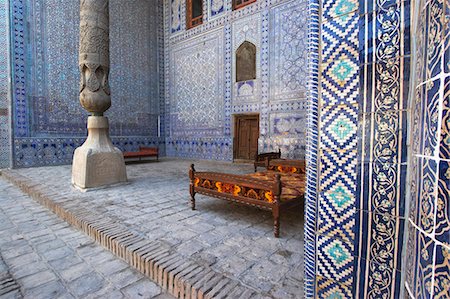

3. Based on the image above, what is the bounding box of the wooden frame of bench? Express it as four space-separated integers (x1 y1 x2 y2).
189 163 303 238
254 149 281 172
123 146 159 161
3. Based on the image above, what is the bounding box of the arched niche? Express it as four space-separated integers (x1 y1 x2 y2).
236 41 257 82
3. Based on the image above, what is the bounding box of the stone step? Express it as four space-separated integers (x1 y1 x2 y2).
1 170 260 299
0 259 21 297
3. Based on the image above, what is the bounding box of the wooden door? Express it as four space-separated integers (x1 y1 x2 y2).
234 115 259 160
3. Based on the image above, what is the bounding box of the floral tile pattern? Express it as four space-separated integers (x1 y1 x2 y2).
315 0 448 297
405 0 449 298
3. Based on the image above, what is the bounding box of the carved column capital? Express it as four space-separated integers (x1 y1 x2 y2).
79 0 111 115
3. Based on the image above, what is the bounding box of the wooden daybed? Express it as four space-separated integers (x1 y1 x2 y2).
189 159 305 237
123 146 159 161
253 149 281 172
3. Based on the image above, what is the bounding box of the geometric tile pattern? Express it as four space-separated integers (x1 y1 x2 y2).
267 0 308 155
322 0 358 21
259 9 270 144
315 276 353 299
8 0 165 167
11 0 28 138
315 4 360 296
269 1 308 101
405 0 450 297
165 136 232 161
158 0 166 140
320 104 358 150
28 0 161 137
311 0 440 297
317 149 357 243
13 137 165 168
170 30 224 136
304 0 320 295
164 0 309 161
317 235 354 285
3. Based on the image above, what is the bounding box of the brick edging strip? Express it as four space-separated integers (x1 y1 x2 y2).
1 170 259 299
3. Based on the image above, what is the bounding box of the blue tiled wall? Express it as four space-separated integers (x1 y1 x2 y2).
405 0 449 297
164 0 309 161
7 0 309 166
3 0 449 297
308 0 450 297
8 0 165 168
0 0 10 168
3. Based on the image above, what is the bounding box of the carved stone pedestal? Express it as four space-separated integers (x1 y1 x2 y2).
72 116 127 190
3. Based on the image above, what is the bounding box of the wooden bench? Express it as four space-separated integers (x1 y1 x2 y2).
189 159 305 237
123 146 159 161
254 149 281 172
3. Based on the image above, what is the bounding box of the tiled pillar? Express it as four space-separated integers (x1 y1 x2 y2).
308 0 415 297
0 0 11 168
304 0 320 295
405 0 449 297
313 0 360 296
354 0 411 297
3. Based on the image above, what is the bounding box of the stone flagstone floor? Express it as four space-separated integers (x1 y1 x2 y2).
1 159 304 298
0 178 173 299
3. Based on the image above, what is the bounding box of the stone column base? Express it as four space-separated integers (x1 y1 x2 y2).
72 116 127 190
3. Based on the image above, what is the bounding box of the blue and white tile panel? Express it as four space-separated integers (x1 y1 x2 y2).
405 0 450 297
0 0 10 168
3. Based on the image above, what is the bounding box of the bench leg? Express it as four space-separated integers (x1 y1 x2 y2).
272 207 280 238
189 186 196 210
190 194 196 210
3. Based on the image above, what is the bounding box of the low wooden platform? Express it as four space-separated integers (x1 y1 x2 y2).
189 158 305 238
123 146 159 161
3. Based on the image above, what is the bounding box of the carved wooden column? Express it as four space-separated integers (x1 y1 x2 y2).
72 0 127 190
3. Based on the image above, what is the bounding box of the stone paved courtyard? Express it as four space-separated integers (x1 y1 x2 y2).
0 178 172 299
1 159 304 298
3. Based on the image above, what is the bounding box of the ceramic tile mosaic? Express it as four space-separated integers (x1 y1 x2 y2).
13 137 165 168
164 0 308 160
306 0 447 296
355 0 411 296
3 0 449 297
169 29 225 137
29 0 160 137
208 0 225 19
0 0 10 168
304 0 321 295
404 0 449 298
312 0 360 293
9 0 165 168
